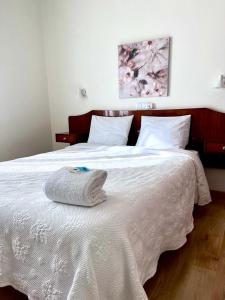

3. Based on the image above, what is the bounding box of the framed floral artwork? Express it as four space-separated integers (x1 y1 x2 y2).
118 37 170 98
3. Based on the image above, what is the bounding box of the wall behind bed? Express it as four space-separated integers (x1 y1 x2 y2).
0 0 52 161
41 0 225 191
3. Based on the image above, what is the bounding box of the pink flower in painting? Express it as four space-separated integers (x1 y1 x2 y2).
119 66 134 86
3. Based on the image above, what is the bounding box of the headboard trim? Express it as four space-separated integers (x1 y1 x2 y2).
68 108 225 167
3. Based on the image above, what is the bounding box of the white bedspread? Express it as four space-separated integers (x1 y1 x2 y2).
0 144 211 300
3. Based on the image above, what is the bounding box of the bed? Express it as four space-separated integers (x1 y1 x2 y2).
0 141 211 300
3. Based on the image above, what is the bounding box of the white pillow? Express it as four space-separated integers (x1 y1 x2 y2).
88 115 134 146
136 115 191 149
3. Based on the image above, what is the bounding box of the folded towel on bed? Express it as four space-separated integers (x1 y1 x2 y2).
44 167 107 206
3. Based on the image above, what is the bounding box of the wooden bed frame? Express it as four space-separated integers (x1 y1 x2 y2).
68 108 225 168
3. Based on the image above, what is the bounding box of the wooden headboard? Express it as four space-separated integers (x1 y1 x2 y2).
68 108 225 167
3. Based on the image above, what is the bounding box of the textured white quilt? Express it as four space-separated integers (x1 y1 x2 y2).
0 144 211 300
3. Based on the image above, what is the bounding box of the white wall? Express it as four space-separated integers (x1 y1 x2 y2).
41 0 225 191
42 0 225 143
0 0 52 161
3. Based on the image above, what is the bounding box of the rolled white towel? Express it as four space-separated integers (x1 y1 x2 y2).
44 167 107 206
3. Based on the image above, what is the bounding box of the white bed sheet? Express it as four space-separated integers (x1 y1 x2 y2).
0 144 211 300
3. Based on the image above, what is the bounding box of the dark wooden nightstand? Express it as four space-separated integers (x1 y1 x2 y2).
55 132 77 144
203 140 225 168
204 141 225 154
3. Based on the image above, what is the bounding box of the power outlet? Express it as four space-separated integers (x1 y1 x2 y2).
137 102 155 110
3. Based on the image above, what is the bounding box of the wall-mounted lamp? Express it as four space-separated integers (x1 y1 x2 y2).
214 75 225 89
80 88 87 98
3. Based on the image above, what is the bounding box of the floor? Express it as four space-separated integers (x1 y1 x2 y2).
0 191 224 300
144 191 225 300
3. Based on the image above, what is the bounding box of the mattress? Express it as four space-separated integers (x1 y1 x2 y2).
0 144 211 300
